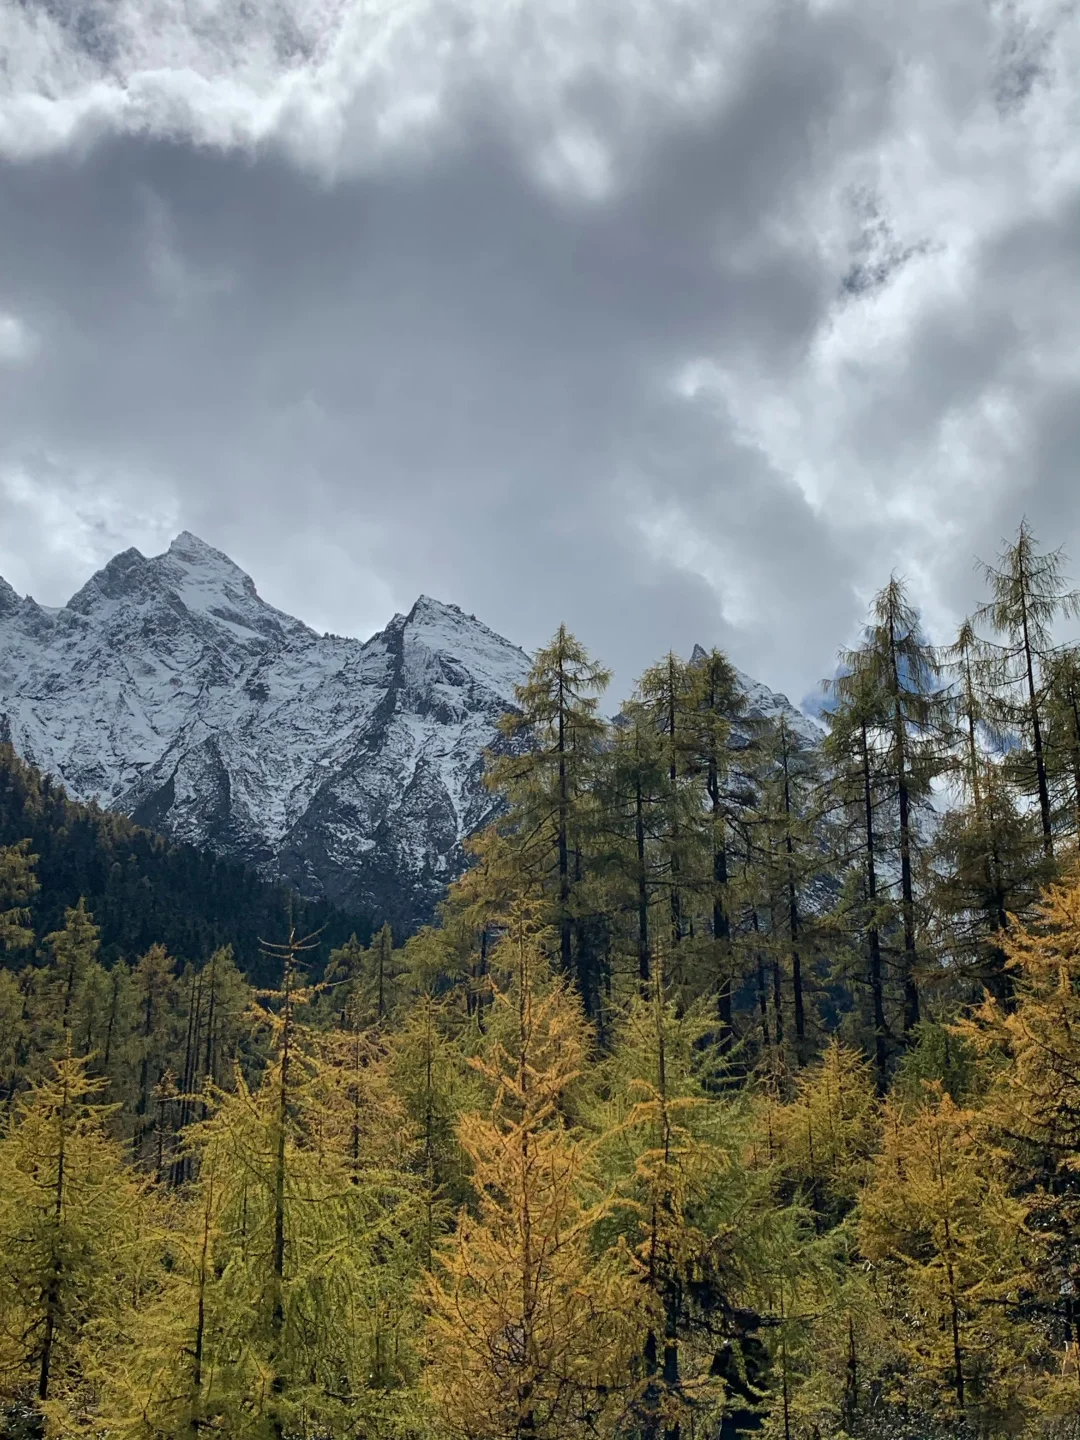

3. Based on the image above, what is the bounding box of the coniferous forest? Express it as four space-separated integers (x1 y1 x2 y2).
5 521 1080 1439
0 752 373 981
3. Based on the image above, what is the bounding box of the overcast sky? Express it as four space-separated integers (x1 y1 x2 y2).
1 0 1077 706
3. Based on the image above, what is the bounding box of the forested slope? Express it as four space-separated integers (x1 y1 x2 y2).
0 745 372 979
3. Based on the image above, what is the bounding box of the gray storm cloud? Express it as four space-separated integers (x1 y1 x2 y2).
0 0 1077 703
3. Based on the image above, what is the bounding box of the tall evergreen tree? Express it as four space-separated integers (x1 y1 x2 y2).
425 906 640 1440
680 650 744 1047
486 627 611 1012
833 578 944 1035
930 618 1052 998
1044 644 1080 851
101 919 426 1440
0 841 38 955
0 1056 149 1436
592 962 757 1440
637 655 697 956
749 716 827 1065
131 945 177 1163
961 877 1080 1392
975 520 1080 855
859 1087 1035 1434
593 700 672 993
388 993 481 1264
765 1041 880 1229
822 668 894 1091
931 761 1050 998
41 899 100 1036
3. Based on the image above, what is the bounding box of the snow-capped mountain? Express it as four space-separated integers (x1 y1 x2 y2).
0 533 530 927
0 535 822 927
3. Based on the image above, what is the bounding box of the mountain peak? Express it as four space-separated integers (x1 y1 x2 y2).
170 529 211 551
59 533 303 648
166 530 243 570
407 593 463 623
399 593 530 705
66 546 150 612
152 534 305 641
160 531 258 592
405 593 524 647
0 574 21 617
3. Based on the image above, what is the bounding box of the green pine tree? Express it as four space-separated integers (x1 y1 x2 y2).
486 627 612 1012
0 841 38 955
975 520 1080 856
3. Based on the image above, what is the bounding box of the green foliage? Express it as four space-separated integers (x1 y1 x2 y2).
975 521 1080 853
859 1088 1038 1434
0 841 38 954
484 625 612 1012
425 908 641 1440
0 1056 150 1435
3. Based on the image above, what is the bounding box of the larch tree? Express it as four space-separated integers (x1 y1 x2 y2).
749 716 826 1067
319 931 368 1024
834 577 944 1037
486 627 612 1013
104 1059 425 1440
945 618 991 810
425 905 641 1440
764 1040 880 1230
931 759 1050 999
361 923 402 1025
591 959 747 1440
636 654 697 957
858 1086 1036 1434
822 668 894 1091
931 619 1051 997
592 698 672 994
1044 644 1080 851
961 875 1080 1397
680 648 744 1049
104 919 425 1440
131 944 177 1163
0 840 38 955
40 898 100 1038
0 1055 149 1436
0 845 37 1108
388 991 483 1264
975 520 1080 856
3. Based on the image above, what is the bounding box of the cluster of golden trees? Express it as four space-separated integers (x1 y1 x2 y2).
2 520 1080 1438
5 855 1080 1438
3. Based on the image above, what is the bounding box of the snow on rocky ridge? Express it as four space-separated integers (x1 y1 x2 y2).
0 534 821 927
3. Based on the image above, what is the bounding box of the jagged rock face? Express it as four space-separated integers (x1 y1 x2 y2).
0 534 822 928
0 533 529 927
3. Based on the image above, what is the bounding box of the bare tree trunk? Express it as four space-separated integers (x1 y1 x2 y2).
636 774 650 989
862 722 888 1092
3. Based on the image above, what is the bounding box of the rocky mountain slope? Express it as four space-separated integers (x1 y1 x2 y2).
0 534 820 926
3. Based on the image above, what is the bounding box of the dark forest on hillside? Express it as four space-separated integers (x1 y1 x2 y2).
0 745 372 981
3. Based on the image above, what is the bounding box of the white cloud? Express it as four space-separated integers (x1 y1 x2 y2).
0 313 37 364
0 460 180 604
1 0 799 193
0 0 1077 699
636 0 1080 654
